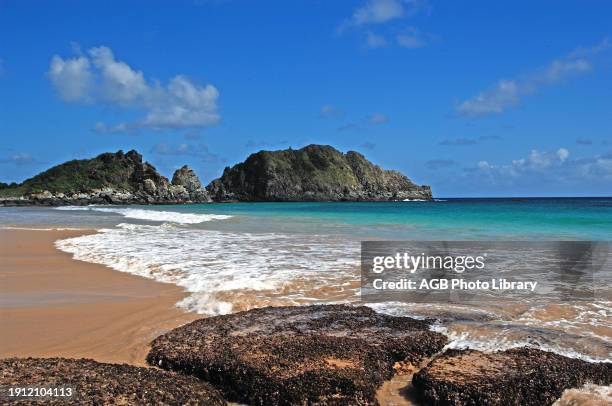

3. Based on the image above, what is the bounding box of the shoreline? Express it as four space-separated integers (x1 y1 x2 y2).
0 228 199 366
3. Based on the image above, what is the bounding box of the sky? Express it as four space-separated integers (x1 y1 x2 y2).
0 0 611 197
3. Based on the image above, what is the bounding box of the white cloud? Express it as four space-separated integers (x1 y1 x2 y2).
366 31 388 48
469 148 612 185
48 55 93 102
142 75 220 129
340 0 428 31
48 46 220 131
350 0 406 26
456 40 606 116
456 80 520 115
89 46 148 106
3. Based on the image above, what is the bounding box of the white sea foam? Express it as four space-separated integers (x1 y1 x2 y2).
1 226 86 231
369 300 612 362
55 223 360 315
438 327 611 363
55 206 232 224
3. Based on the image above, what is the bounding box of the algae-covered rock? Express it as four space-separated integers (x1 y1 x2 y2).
147 304 447 405
0 357 226 405
412 348 612 406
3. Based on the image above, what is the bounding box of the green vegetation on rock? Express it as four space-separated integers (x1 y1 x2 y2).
207 144 432 201
0 150 211 205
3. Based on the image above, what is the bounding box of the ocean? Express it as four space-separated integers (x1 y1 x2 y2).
1 197 611 362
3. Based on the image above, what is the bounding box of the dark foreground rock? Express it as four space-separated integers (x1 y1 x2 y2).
147 304 447 405
207 144 433 201
0 150 211 206
0 357 226 405
412 348 612 406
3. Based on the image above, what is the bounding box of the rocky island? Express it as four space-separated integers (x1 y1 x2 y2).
0 150 211 206
0 145 433 206
207 144 432 201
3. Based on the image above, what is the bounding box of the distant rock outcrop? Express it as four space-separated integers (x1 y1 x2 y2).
207 144 432 201
0 150 211 206
147 304 447 405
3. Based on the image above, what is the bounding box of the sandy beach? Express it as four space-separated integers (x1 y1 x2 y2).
0 228 199 366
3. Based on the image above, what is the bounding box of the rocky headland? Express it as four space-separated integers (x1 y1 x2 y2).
207 144 432 201
0 150 211 206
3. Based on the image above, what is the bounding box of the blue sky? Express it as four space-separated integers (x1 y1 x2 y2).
0 0 611 197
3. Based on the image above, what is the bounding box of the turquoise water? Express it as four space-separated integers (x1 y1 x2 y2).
2 198 611 240
150 198 612 240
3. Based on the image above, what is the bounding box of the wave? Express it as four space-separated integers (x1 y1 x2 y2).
370 300 611 363
439 328 611 363
55 206 232 224
55 223 360 315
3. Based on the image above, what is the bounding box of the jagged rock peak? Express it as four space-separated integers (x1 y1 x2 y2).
172 165 203 192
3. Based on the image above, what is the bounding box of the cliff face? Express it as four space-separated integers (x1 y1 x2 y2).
0 150 211 206
207 144 432 201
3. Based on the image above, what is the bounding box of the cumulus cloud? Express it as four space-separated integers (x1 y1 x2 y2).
340 0 432 48
455 41 607 116
467 148 612 185
557 148 569 162
48 55 93 102
346 0 407 27
48 46 220 132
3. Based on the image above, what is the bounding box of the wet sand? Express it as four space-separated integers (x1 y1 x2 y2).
0 229 199 366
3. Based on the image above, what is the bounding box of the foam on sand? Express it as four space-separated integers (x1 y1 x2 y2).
55 223 360 315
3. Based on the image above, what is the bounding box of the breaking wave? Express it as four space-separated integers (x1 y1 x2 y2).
55 206 232 224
